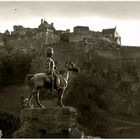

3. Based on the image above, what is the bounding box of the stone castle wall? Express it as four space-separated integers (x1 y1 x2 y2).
69 31 102 43
4 34 140 70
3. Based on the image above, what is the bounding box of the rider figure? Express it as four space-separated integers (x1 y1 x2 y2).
46 47 60 90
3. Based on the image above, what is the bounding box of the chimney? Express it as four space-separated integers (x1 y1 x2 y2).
41 19 43 24
51 23 54 27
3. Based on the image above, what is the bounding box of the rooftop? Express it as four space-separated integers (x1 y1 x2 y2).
102 27 116 34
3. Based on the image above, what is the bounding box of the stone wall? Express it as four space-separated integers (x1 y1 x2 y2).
69 31 102 43
5 34 140 72
0 40 4 47
45 33 60 45
13 107 82 138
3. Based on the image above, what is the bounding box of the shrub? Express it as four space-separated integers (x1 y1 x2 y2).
0 111 20 138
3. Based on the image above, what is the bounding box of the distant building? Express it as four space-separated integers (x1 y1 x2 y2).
60 33 70 44
65 29 70 33
4 30 10 36
56 29 70 35
0 19 122 47
102 26 121 45
0 33 4 47
13 25 26 35
37 19 60 44
73 26 89 33
11 19 60 44
12 25 37 38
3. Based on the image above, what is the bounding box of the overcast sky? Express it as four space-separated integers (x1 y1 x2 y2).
0 1 140 46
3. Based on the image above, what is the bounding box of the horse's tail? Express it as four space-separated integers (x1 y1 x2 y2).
25 74 34 87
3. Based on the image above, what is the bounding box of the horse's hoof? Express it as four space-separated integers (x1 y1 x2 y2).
29 104 34 108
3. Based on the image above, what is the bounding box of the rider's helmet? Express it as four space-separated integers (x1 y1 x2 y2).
47 47 54 57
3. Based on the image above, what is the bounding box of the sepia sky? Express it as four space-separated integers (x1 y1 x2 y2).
0 1 140 46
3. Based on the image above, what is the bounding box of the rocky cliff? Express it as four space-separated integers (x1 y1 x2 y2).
1 37 140 138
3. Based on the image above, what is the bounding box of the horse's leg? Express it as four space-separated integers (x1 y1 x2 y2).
28 88 37 108
28 94 34 108
36 90 45 108
57 88 65 107
57 88 61 106
24 87 34 103
60 89 65 107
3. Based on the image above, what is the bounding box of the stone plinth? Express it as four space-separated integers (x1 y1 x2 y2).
13 107 82 138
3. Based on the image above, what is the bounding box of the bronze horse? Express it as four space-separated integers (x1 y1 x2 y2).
24 61 79 108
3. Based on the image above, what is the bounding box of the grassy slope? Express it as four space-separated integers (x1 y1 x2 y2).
0 84 29 116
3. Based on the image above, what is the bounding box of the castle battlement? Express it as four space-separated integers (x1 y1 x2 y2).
0 19 121 48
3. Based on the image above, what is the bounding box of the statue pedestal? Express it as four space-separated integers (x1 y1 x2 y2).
13 107 83 138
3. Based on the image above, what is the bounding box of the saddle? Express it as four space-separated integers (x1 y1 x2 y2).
44 71 60 91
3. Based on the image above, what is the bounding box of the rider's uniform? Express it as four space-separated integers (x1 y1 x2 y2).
46 57 55 76
45 47 60 89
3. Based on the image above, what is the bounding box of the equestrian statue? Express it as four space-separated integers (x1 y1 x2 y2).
24 47 79 108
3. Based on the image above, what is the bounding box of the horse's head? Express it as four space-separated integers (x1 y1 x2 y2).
65 61 79 72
